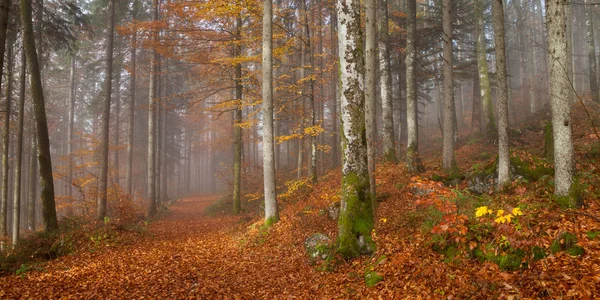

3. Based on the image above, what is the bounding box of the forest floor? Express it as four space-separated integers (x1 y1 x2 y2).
1 102 600 299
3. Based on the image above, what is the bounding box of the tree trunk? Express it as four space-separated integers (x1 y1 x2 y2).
475 0 495 138
492 0 511 188
365 0 377 197
1 38 13 249
566 0 574 103
159 62 168 203
336 0 374 258
585 0 599 103
471 70 482 134
67 54 75 213
546 0 576 202
378 0 397 163
126 30 136 196
262 0 278 224
442 0 458 174
300 0 317 183
147 0 158 216
113 51 122 188
330 9 339 168
27 128 37 231
406 0 420 172
97 0 116 221
12 49 26 246
20 0 58 232
232 16 243 215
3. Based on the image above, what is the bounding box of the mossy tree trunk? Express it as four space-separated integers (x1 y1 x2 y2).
20 0 58 232
336 0 375 259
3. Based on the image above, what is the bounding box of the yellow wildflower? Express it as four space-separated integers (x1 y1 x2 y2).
512 207 523 216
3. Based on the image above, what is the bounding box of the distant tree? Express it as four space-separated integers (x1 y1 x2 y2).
378 0 396 163
147 0 158 216
405 0 420 172
365 0 376 196
441 0 458 175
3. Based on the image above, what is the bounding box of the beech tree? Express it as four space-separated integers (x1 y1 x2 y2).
441 0 458 174
493 0 510 188
336 0 374 258
405 0 419 172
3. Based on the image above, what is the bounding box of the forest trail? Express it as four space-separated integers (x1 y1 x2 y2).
0 196 346 299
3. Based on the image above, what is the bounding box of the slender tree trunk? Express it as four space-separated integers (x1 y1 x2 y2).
1 38 13 249
365 0 377 197
471 70 482 134
566 0 574 103
159 63 168 203
299 0 317 183
336 0 374 258
97 0 116 220
546 0 576 202
442 0 458 174
475 0 495 138
493 0 511 188
330 9 339 168
232 17 243 215
21 0 58 232
126 31 136 196
147 0 158 216
585 0 599 103
66 54 76 214
378 0 397 163
262 0 278 223
12 50 26 246
406 0 420 172
113 54 122 187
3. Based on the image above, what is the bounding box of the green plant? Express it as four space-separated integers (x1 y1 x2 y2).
15 264 31 279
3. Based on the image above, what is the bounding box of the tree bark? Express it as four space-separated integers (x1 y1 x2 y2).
1 38 13 249
12 49 26 246
27 128 37 231
147 0 158 216
546 0 576 200
406 0 420 172
365 0 377 197
585 0 599 103
126 30 136 196
20 0 58 232
66 54 76 213
492 0 511 188
232 16 243 215
336 0 374 258
262 0 278 224
330 9 339 169
378 0 397 163
475 0 495 138
97 0 116 220
442 0 458 174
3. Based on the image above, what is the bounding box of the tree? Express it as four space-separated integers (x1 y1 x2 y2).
546 0 576 202
441 0 458 174
262 0 278 224
20 0 58 232
405 0 420 172
378 0 396 163
492 0 510 188
147 0 158 216
12 49 27 246
232 16 243 215
336 0 374 258
475 0 495 138
97 0 116 220
365 0 376 197
0 37 13 249
585 0 599 103
126 28 136 196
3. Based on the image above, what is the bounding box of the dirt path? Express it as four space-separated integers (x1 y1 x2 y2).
0 197 334 299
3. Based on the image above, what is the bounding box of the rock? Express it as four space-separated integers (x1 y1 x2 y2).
304 233 332 260
410 184 434 196
327 201 340 220
468 174 495 195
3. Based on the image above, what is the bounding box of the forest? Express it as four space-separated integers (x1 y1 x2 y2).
0 0 599 298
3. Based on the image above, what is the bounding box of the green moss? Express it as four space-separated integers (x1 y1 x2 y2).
544 122 554 162
532 246 547 260
364 270 383 287
587 231 600 240
383 148 398 164
431 174 444 182
556 178 583 208
494 249 526 271
406 142 423 173
510 156 553 181
550 232 584 256
336 171 375 258
265 216 279 227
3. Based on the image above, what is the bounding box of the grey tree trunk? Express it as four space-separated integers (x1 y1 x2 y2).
442 0 458 174
336 0 374 258
262 0 278 224
12 50 26 246
126 31 136 196
300 0 317 183
20 0 58 232
67 54 75 212
232 16 243 215
475 0 495 138
159 62 168 203
378 0 396 163
113 52 122 187
330 9 339 168
566 0 574 103
97 0 116 221
546 0 576 201
365 0 376 197
147 0 158 216
1 38 13 249
585 0 599 103
492 0 511 188
406 0 420 172
27 128 37 231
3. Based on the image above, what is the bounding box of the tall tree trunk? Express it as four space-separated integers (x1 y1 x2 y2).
330 9 339 168
442 0 458 174
232 16 243 215
113 53 122 187
300 0 317 183
262 0 278 224
1 38 13 249
21 0 58 232
97 0 116 220
336 0 374 258
67 54 75 213
406 0 420 172
546 0 576 202
475 0 495 138
378 0 397 163
566 0 574 103
147 0 158 216
527 3 537 113
585 0 599 103
27 128 37 231
471 70 482 134
493 0 511 188
12 49 26 246
126 31 136 196
365 0 376 197
159 62 168 203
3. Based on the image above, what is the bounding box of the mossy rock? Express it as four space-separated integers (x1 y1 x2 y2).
550 232 584 256
364 270 383 287
305 233 333 261
510 156 553 182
